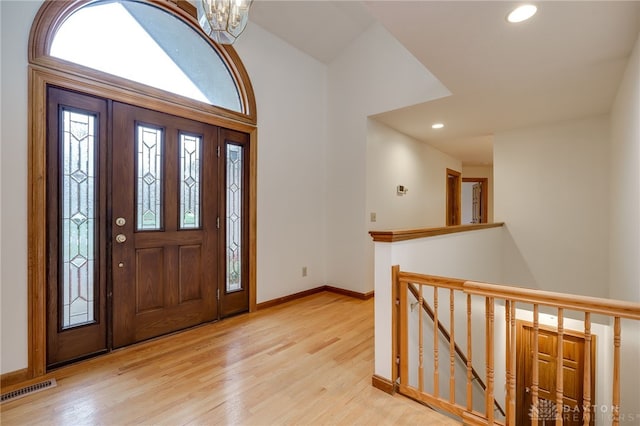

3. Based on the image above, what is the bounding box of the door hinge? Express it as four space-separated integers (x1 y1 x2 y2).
217 288 220 300
217 145 220 158
216 217 220 229
396 356 400 365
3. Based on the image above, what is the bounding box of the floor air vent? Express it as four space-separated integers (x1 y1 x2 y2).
1 378 57 403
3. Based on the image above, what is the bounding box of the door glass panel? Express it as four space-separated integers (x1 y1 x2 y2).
226 144 243 292
50 0 242 112
61 110 97 328
136 125 163 230
179 133 201 229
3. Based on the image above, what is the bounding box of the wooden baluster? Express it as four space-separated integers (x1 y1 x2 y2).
505 300 512 423
449 289 455 404
399 280 409 387
434 287 439 398
485 297 495 424
508 301 516 425
556 308 564 426
582 312 591 426
613 317 621 426
466 294 473 412
532 304 539 426
418 284 424 393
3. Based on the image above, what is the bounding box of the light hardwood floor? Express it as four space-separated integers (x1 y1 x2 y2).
1 292 460 425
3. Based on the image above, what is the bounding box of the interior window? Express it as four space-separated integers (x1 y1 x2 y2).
51 0 242 112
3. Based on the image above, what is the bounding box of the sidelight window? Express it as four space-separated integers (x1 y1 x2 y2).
60 109 97 328
226 144 243 292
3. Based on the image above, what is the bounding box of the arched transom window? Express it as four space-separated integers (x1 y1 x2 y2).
50 0 242 111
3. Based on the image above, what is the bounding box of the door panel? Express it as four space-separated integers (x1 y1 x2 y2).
46 87 108 368
112 102 218 348
179 245 203 302
517 323 595 425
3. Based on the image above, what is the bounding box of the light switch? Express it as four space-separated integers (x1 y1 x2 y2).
370 212 377 222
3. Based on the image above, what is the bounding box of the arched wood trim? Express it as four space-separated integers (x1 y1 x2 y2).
22 0 258 383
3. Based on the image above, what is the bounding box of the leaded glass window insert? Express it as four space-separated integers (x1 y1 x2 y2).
61 109 97 328
179 133 201 229
226 144 243 292
136 125 163 231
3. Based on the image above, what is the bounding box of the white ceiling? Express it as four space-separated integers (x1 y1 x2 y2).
249 1 640 165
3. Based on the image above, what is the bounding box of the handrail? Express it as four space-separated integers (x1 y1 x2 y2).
407 283 506 418
370 222 504 243
464 281 640 320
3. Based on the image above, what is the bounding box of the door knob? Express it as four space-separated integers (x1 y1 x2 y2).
115 234 127 243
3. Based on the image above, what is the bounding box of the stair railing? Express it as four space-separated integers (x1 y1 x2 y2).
392 265 640 426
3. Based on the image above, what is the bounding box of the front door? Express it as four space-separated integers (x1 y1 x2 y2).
111 102 220 348
47 89 250 366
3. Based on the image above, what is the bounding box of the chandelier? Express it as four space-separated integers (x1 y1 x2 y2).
198 0 253 45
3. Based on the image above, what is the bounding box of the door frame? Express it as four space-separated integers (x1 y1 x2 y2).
26 0 258 380
462 177 488 224
446 168 461 226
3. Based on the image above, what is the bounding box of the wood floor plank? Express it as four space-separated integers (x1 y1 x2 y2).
1 292 460 425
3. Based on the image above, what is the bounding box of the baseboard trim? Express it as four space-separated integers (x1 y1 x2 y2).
371 374 395 395
257 286 374 310
325 285 374 300
256 287 326 310
1 368 31 393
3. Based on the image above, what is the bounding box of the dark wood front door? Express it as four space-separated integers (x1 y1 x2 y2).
111 102 219 348
46 89 251 367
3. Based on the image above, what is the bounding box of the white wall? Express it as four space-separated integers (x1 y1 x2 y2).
462 165 494 223
366 119 461 230
0 1 330 374
326 23 450 294
373 226 504 380
609 31 640 420
1 0 41 375
494 116 610 297
235 23 328 304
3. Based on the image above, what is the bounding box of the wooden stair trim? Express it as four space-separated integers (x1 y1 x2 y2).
371 374 395 394
369 222 504 243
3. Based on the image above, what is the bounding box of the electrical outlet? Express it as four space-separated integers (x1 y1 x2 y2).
302 266 307 277
370 212 377 222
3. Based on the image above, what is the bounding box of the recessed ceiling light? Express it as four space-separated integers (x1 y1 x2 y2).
432 123 444 129
507 4 537 23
